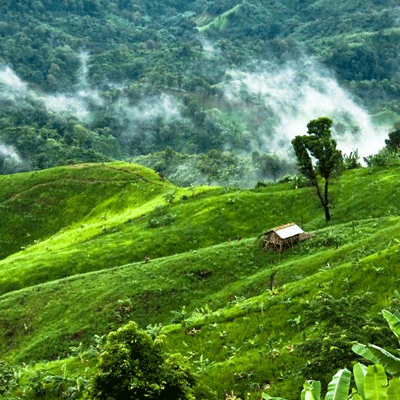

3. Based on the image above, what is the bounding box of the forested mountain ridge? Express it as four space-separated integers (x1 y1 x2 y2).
1 0 399 178
3 0 399 96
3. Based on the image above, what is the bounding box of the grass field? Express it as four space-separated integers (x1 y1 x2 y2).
1 161 400 399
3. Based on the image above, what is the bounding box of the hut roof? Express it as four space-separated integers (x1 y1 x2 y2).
267 222 304 239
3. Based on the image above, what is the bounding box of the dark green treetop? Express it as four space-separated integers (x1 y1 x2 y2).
385 128 400 151
291 117 342 222
91 321 195 400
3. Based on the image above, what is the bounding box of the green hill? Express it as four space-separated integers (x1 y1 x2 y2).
2 161 400 399
3 1 400 398
0 162 174 260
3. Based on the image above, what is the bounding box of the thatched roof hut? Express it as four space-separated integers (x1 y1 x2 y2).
261 222 313 253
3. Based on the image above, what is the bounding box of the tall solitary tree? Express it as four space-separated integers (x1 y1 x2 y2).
291 117 342 222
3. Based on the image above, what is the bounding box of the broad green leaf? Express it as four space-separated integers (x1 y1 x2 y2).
262 394 287 400
349 392 363 400
353 363 367 400
387 378 400 400
365 344 400 376
352 343 400 375
364 364 388 400
352 343 382 365
383 310 400 343
324 368 351 400
302 380 322 400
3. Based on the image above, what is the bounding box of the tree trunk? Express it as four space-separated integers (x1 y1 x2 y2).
323 204 331 222
313 179 331 222
324 179 330 222
324 179 329 208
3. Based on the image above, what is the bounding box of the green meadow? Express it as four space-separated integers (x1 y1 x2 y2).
1 161 400 399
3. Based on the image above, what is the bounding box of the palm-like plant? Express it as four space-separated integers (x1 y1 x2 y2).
263 310 400 400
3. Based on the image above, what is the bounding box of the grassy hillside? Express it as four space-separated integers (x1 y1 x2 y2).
0 161 314 295
0 162 174 260
1 162 400 399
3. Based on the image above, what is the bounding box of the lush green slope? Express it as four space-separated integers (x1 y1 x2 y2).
0 162 174 260
0 161 316 295
1 162 400 399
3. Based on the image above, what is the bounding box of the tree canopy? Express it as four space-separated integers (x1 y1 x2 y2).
291 117 342 222
91 321 195 400
385 128 400 151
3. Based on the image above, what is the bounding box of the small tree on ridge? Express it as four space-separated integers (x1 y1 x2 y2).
291 117 342 222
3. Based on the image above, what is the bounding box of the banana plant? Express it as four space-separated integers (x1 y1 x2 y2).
325 369 351 400
350 363 400 400
262 369 351 400
352 310 400 376
262 310 400 400
349 309 400 400
262 363 397 400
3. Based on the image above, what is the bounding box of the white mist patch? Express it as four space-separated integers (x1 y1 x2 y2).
0 54 103 121
224 58 386 159
137 94 180 121
37 93 91 119
394 7 400 26
78 51 90 87
0 143 22 163
198 36 222 59
114 93 183 152
0 66 28 92
0 66 30 102
115 93 181 123
75 51 104 107
38 51 103 119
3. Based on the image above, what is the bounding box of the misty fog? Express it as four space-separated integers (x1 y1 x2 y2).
222 57 387 159
0 50 390 177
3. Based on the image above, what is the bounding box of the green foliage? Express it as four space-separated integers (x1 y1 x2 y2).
3 2 400 399
325 43 392 81
363 364 387 400
0 125 116 174
352 310 400 377
349 310 400 400
0 162 172 261
0 361 17 395
385 130 400 151
91 321 195 400
0 361 91 400
364 148 400 168
353 363 367 400
325 369 351 400
301 380 322 400
147 205 176 228
261 309 400 400
292 117 342 221
134 149 295 188
252 152 294 182
343 151 362 170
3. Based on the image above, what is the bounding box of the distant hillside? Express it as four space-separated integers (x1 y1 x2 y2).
1 161 400 399
0 0 399 174
1 0 399 102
